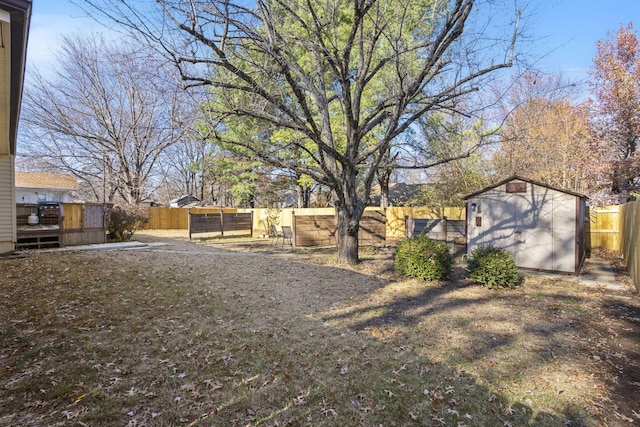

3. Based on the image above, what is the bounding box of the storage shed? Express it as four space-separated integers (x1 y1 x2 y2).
464 176 588 274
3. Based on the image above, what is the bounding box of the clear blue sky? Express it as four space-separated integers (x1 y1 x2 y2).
26 0 640 83
526 0 640 81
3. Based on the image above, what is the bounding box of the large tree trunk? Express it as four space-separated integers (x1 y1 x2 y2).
379 177 390 209
377 149 394 208
335 201 365 265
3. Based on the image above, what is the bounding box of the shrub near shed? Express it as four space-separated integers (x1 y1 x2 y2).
394 235 453 281
467 246 521 289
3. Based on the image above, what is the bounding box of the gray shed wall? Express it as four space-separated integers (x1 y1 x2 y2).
467 180 583 273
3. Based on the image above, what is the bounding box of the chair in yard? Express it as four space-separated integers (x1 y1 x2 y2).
271 224 283 246
281 225 293 247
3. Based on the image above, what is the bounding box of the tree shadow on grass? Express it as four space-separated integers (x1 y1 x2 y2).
0 243 605 426
314 274 611 425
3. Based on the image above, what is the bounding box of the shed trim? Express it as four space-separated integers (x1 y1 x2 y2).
463 175 588 200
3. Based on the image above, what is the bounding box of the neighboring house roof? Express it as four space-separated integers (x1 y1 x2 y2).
169 195 200 207
463 175 588 200
15 172 78 190
370 183 427 206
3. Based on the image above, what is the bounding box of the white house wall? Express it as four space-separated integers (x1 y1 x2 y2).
0 153 15 252
16 189 72 203
0 16 9 157
467 181 578 273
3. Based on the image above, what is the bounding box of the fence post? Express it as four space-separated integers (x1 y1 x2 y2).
442 216 448 243
405 215 411 238
292 210 296 250
220 209 224 236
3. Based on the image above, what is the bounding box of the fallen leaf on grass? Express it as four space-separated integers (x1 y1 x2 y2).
203 379 223 390
181 382 196 391
73 390 98 404
320 400 337 417
61 410 76 420
616 412 634 422
392 364 406 375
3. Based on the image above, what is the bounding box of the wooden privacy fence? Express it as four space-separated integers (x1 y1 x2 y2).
188 211 253 239
147 206 465 239
405 216 466 259
588 203 639 292
62 203 110 247
587 206 622 251
405 217 465 240
292 210 386 247
385 207 465 242
619 201 639 293
147 207 227 229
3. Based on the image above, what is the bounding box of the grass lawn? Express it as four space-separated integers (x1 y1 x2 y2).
1 232 638 426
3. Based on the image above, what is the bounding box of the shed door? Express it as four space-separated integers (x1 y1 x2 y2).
513 192 554 270
550 194 577 273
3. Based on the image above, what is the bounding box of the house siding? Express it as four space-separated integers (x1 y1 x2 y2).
15 188 73 203
0 153 15 252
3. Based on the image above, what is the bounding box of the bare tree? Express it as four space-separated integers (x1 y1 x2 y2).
493 72 592 194
156 135 210 203
81 0 522 263
590 23 640 200
20 34 197 204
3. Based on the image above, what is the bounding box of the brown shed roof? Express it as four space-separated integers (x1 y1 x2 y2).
15 172 78 190
463 175 588 200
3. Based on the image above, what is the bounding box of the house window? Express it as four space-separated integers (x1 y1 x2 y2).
506 182 526 193
38 193 47 202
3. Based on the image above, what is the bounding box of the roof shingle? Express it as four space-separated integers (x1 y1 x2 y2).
15 172 78 190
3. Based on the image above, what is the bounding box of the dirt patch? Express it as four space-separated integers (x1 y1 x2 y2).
1 232 638 426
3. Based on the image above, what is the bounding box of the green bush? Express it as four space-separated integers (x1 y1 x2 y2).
395 235 453 281
107 203 150 242
467 246 521 289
